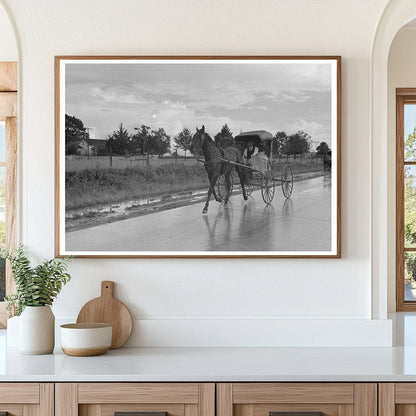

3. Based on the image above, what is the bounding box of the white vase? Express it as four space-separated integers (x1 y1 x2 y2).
19 306 55 354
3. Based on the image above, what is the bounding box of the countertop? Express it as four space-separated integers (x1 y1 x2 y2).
3 345 416 382
2 313 416 382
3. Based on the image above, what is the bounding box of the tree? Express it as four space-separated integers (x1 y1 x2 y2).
174 128 193 158
132 124 152 156
316 141 330 157
65 114 88 155
405 166 416 246
406 126 416 161
283 130 311 159
221 124 233 139
106 123 131 155
405 128 416 247
273 131 288 158
215 124 234 147
149 128 170 156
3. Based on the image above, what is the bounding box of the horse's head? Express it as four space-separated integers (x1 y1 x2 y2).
190 125 207 155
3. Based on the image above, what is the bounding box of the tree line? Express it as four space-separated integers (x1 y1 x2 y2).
65 114 330 160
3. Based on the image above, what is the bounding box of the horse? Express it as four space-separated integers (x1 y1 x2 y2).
191 125 248 214
323 150 332 172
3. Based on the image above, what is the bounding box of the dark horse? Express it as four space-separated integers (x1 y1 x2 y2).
191 126 248 214
323 150 332 172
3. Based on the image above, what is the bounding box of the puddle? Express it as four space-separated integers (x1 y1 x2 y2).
66 189 209 221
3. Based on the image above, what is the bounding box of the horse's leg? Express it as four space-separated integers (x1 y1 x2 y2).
202 188 212 214
224 170 232 205
236 166 248 201
211 165 222 203
203 174 221 214
212 178 222 203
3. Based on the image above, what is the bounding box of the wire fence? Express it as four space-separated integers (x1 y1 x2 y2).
65 155 199 171
65 153 324 172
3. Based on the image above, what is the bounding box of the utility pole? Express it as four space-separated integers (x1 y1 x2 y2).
85 127 92 160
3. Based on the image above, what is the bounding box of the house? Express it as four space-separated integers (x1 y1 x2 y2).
1 0 416 354
77 138 108 156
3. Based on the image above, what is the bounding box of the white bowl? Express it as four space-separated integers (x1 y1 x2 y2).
60 323 112 356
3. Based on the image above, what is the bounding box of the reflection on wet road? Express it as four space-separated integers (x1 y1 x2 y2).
66 175 332 252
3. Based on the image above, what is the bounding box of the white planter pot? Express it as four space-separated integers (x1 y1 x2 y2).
19 306 55 354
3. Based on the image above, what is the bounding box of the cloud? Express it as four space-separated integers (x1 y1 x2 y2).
89 86 147 105
65 61 334 142
279 91 311 103
288 119 331 143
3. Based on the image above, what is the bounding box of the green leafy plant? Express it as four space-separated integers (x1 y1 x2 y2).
4 246 71 316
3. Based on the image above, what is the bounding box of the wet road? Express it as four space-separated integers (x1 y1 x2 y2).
66 175 332 253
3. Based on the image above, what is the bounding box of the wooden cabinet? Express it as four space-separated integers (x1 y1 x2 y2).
217 383 377 416
0 383 53 416
379 383 416 416
0 380 412 416
55 383 215 416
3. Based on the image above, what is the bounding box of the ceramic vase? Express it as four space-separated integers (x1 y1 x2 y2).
19 306 55 354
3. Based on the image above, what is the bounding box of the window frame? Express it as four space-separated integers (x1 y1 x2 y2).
0 62 17 327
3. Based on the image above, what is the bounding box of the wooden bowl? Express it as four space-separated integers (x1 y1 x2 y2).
60 323 112 356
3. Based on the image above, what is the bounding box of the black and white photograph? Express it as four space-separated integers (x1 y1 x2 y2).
55 56 341 257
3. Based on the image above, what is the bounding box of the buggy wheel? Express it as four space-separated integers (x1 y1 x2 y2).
282 164 293 199
217 172 234 200
261 170 275 205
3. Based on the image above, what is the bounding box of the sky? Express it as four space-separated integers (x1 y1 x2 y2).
65 60 333 149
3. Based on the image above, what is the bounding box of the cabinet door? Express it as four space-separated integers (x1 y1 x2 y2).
379 383 416 416
217 383 377 416
0 383 53 416
55 383 215 416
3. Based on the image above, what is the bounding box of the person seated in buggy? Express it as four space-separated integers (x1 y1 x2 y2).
236 130 273 174
243 140 259 163
243 140 269 173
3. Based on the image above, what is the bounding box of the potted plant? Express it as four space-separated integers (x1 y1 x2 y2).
5 246 71 354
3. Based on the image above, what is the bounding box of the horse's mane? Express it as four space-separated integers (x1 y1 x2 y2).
203 132 214 144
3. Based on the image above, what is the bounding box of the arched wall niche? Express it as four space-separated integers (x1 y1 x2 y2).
0 0 18 61
371 0 416 318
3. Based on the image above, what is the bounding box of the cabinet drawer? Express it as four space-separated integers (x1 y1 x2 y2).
379 383 416 415
218 383 376 416
56 383 215 416
0 383 53 415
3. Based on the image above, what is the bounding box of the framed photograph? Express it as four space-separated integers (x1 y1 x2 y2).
55 56 341 258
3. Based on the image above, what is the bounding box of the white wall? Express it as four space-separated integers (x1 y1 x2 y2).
0 3 16 61
387 26 416 312
0 0 393 347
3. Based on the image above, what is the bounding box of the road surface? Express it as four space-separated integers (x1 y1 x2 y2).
66 175 332 253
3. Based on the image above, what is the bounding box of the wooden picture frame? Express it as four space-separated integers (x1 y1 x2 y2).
55 56 341 258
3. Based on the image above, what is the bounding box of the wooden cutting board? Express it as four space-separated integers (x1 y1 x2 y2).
76 281 133 349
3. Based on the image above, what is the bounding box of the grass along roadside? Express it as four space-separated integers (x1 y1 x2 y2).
65 163 209 210
65 159 325 211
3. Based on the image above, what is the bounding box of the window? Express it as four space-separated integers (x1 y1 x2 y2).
0 62 17 326
396 89 416 310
